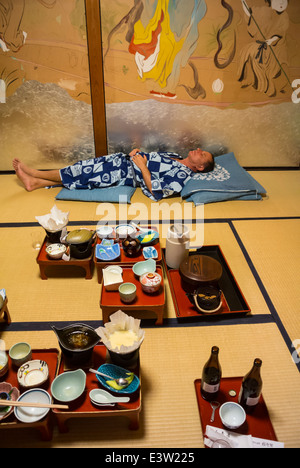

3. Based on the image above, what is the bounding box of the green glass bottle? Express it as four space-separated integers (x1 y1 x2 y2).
238 358 263 413
201 346 222 401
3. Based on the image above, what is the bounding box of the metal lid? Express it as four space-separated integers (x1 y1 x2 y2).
66 229 94 245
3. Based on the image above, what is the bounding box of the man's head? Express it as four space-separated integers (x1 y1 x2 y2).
186 148 214 173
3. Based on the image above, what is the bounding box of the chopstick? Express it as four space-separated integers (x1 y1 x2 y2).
0 399 69 410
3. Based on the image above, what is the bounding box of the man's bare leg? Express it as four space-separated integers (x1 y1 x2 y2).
13 158 62 182
14 163 63 192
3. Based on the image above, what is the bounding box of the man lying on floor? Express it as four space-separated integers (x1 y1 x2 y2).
13 148 214 201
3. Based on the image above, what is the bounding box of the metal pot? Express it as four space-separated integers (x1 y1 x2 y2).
65 229 95 259
51 323 100 367
186 285 222 314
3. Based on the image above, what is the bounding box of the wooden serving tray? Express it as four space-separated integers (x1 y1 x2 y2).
100 265 165 325
0 348 60 441
36 236 94 280
165 245 251 320
194 377 278 446
52 344 141 432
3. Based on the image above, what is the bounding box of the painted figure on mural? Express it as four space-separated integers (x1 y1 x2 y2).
0 0 27 52
237 0 290 97
105 0 208 100
128 0 207 99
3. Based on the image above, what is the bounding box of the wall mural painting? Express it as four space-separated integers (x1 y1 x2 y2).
102 0 300 166
0 0 95 171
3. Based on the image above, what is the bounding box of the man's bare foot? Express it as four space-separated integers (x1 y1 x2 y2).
12 158 36 177
12 158 21 172
15 165 37 191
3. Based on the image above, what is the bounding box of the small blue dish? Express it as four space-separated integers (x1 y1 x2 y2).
101 239 114 246
137 230 159 246
96 363 140 394
96 243 121 261
142 246 158 259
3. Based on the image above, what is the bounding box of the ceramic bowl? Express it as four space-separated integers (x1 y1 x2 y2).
132 258 156 277
9 342 32 367
45 243 67 259
101 239 114 246
14 388 51 423
142 246 158 260
119 283 137 303
115 224 136 238
137 230 159 246
0 382 20 421
95 363 140 394
51 369 86 403
17 360 49 389
96 225 113 239
140 272 162 294
219 402 246 430
96 243 120 261
0 351 8 378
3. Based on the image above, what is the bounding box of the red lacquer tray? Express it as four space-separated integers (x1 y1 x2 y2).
52 344 141 432
100 265 165 325
101 265 164 307
195 377 278 445
94 226 162 283
36 237 94 280
165 245 251 319
168 270 230 318
0 348 60 440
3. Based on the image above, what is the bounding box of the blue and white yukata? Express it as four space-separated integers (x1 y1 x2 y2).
60 152 193 201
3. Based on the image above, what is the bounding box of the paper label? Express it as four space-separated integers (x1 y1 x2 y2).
246 396 260 406
202 381 220 393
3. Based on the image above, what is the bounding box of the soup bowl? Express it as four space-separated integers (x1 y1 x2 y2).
51 369 86 403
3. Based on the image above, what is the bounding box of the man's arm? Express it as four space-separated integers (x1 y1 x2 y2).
130 153 153 195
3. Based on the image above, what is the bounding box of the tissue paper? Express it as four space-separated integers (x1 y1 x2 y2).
35 205 69 233
96 310 145 355
0 289 5 309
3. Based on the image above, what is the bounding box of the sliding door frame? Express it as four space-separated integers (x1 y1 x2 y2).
85 0 108 156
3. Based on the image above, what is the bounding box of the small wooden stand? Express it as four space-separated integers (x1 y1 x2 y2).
52 345 141 432
100 266 165 325
36 237 94 280
0 297 11 324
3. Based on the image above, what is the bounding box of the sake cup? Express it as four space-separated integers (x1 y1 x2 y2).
119 283 136 303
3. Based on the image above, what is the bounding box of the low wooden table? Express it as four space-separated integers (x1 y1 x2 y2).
100 265 165 325
0 348 59 441
0 297 11 324
52 344 141 432
36 237 94 280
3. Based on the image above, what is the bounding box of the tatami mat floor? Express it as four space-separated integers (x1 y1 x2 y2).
0 170 299 448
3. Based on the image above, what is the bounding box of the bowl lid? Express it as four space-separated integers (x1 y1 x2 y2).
179 254 222 283
66 229 94 244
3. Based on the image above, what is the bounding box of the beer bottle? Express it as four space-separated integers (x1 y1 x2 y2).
201 346 222 401
238 358 263 413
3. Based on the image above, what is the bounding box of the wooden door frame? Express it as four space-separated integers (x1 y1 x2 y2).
85 0 108 156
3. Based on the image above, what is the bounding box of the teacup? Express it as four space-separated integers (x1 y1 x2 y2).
119 283 137 303
9 342 32 367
